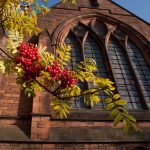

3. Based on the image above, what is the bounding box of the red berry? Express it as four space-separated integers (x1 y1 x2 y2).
15 43 42 81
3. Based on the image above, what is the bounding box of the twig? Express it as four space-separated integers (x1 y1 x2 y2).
62 87 108 100
35 79 63 100
53 83 63 94
0 53 5 59
0 21 6 36
0 48 13 59
36 78 108 100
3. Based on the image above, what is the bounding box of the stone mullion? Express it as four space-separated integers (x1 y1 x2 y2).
124 36 149 110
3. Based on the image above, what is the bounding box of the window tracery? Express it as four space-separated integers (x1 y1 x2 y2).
63 19 150 110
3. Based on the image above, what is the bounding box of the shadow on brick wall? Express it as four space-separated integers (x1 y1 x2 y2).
17 90 33 138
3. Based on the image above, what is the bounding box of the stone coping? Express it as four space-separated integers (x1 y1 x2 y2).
0 126 149 143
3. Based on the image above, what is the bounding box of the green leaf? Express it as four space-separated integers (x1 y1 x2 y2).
113 114 122 126
61 109 67 118
113 94 120 100
75 74 84 82
39 46 54 67
79 58 97 72
0 60 6 73
115 100 128 105
109 86 115 91
54 105 61 110
117 106 128 114
0 60 14 75
104 103 115 110
31 82 43 92
90 95 100 104
104 98 112 103
85 64 97 72
50 102 56 106
126 119 140 132
70 85 81 96
127 114 136 123
111 108 119 117
24 88 35 97
56 43 71 66
123 119 129 133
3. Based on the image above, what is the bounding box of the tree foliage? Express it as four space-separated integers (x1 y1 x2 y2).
0 0 140 133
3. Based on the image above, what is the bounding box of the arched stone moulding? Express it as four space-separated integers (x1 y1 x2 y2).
50 12 150 110
52 13 150 66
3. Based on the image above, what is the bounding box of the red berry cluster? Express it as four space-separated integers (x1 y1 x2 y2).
47 61 78 88
47 61 62 81
16 43 42 80
16 43 40 65
23 64 43 80
61 68 78 88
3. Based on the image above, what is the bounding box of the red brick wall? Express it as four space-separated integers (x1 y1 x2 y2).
0 75 20 116
0 143 149 150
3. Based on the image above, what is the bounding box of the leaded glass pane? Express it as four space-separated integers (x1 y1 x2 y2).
84 34 108 109
65 32 86 108
114 29 126 39
73 25 86 38
127 40 150 108
108 38 143 110
92 21 106 38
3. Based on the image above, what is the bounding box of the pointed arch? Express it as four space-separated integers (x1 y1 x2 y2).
52 13 150 110
90 19 107 38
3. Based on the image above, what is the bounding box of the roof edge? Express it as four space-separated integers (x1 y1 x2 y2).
111 0 150 26
38 0 150 26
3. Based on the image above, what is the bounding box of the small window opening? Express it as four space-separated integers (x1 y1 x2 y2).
90 0 99 8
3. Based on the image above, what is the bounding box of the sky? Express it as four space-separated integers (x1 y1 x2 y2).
41 0 150 24
112 0 150 23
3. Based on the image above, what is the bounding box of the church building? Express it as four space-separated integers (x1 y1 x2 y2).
0 0 150 149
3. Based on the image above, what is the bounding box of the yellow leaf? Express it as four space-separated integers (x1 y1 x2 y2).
54 105 61 110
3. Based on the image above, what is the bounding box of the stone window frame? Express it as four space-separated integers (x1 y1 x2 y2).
50 13 150 121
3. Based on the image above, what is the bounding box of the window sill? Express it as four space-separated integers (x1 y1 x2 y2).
50 109 150 121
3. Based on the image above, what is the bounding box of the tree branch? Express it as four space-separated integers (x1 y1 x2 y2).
61 87 109 100
0 53 5 59
0 21 6 36
0 48 13 59
35 79 63 100
35 78 109 101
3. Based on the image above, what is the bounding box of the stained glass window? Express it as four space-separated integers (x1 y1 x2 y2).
65 32 87 108
108 38 142 109
84 34 108 109
63 21 150 110
127 40 150 109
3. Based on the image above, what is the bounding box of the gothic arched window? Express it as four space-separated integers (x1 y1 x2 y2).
63 20 150 111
